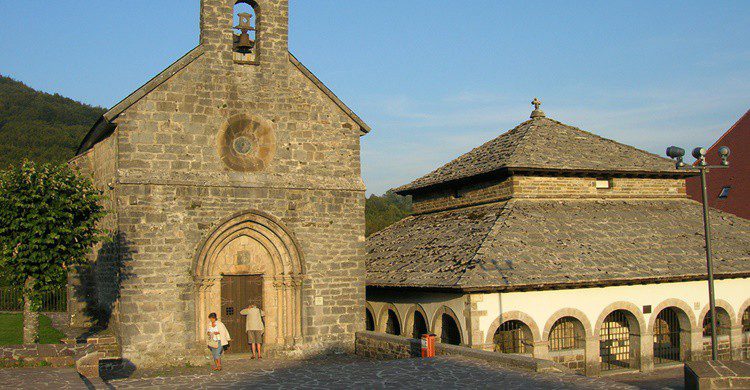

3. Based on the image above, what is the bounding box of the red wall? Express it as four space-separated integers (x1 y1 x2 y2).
687 110 750 220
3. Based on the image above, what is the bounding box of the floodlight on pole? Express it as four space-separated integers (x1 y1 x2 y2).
665 144 731 361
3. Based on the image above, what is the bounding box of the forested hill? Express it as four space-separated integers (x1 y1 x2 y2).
0 75 105 168
365 191 412 236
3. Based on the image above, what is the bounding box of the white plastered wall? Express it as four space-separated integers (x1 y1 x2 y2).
475 278 750 340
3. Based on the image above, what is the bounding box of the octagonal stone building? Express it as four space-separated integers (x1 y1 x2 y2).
70 0 370 366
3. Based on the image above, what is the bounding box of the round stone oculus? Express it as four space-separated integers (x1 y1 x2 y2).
218 115 276 172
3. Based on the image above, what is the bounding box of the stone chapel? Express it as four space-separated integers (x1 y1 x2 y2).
70 0 370 366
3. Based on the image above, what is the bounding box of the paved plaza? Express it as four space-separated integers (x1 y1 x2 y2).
0 355 659 389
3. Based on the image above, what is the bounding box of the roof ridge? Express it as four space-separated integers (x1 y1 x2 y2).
455 200 515 286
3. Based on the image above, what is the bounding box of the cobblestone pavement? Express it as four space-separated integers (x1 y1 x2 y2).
1 355 638 389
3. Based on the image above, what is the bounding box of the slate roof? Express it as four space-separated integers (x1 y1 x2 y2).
395 116 687 194
366 198 750 291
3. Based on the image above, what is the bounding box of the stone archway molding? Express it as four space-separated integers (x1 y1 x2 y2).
485 310 542 345
542 308 593 341
697 299 737 329
365 302 376 331
193 209 305 347
432 306 465 345
403 304 430 338
737 298 750 329
648 298 697 333
377 303 402 335
593 301 647 337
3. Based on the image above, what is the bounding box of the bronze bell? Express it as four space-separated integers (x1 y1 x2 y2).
234 12 256 54
235 32 255 54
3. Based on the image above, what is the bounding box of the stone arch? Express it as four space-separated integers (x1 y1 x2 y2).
432 306 464 345
377 303 402 335
597 304 644 371
738 298 750 330
193 209 304 347
698 300 736 336
403 304 430 339
649 299 695 364
365 302 376 332
648 298 697 333
485 311 542 345
594 302 646 337
542 308 593 341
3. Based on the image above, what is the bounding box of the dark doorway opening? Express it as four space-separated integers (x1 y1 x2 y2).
412 311 428 339
385 309 401 335
440 314 461 345
365 309 375 331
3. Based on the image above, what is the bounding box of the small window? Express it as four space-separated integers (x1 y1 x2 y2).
718 186 731 199
595 179 612 189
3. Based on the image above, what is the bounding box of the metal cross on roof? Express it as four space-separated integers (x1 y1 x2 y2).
532 98 541 110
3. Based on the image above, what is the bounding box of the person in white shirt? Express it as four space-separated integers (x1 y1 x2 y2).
240 304 265 359
206 312 231 371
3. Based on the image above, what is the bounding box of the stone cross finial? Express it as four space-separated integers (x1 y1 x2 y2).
530 98 545 119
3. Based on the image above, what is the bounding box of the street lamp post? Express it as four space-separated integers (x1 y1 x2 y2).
665 145 731 361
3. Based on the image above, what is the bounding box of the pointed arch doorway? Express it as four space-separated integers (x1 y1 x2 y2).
194 210 305 351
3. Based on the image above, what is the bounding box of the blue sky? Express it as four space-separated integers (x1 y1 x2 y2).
1 1 748 195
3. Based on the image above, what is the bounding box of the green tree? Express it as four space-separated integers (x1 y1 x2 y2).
0 161 106 343
365 191 412 236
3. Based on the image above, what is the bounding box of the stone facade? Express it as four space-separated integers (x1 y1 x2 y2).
70 0 369 367
412 175 686 214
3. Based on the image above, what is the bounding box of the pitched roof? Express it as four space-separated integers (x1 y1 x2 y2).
395 116 686 194
76 48 370 155
366 198 750 291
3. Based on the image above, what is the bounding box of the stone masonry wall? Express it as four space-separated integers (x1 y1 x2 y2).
700 336 733 361
411 174 686 214
0 334 119 367
512 176 686 199
77 0 367 367
113 184 364 364
412 176 512 214
354 330 421 359
354 331 563 373
69 134 120 329
549 349 586 374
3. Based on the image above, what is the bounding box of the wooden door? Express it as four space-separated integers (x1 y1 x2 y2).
220 275 263 354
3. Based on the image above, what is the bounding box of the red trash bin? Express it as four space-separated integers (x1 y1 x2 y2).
421 334 436 358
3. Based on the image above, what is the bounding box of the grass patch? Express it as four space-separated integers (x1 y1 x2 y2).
0 313 65 345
